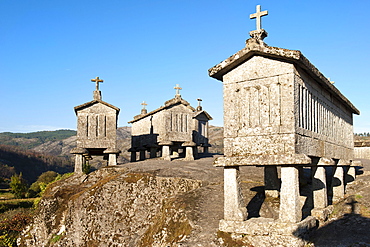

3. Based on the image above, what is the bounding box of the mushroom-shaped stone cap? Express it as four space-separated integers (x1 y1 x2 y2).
70 147 88 154
103 148 121 154
201 143 212 147
128 147 137 152
182 141 196 147
158 141 173 146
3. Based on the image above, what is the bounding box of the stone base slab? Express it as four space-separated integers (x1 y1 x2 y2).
219 216 317 246
214 154 312 167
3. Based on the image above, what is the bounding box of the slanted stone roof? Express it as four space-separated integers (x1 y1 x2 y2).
128 95 196 124
208 39 360 115
74 99 120 114
194 110 213 120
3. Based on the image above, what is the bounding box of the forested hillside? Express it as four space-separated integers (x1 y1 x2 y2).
0 130 76 150
0 144 73 183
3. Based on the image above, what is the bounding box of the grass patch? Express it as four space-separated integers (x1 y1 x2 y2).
355 194 363 199
0 198 36 214
50 234 62 243
0 190 14 200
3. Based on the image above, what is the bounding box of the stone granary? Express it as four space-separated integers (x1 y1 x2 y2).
71 77 120 174
128 85 212 161
209 5 360 246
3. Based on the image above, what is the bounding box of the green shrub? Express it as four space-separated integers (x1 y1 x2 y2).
9 174 28 199
29 171 59 197
0 199 35 214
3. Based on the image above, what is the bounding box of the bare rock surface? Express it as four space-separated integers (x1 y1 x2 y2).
18 156 370 246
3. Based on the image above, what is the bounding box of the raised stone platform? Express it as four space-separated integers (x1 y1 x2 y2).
220 216 317 246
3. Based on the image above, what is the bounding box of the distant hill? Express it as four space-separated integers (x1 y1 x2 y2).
0 130 76 150
3 126 223 160
0 144 73 183
0 126 224 182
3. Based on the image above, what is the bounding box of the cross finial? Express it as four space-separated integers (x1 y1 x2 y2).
174 84 182 96
141 101 148 115
91 76 104 91
197 98 203 111
141 101 148 110
250 5 268 31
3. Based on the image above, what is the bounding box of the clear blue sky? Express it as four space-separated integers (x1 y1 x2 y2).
1 0 369 133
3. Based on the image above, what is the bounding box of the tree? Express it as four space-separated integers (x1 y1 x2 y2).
9 173 28 199
29 171 59 198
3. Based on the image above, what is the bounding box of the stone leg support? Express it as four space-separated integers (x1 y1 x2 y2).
332 166 345 203
312 166 328 209
162 146 171 161
130 152 137 162
279 167 301 223
203 146 209 154
108 153 117 166
74 154 84 174
224 166 247 221
264 166 280 198
139 150 146 161
347 166 356 184
193 147 199 159
184 146 195 161
150 147 157 158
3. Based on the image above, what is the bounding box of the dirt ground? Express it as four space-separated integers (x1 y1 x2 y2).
119 155 370 246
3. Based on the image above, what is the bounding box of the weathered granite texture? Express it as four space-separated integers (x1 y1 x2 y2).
71 79 120 172
128 92 212 161
18 167 202 246
209 39 359 165
208 8 359 244
74 100 119 149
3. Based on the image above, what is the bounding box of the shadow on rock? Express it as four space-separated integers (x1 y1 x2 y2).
294 198 370 246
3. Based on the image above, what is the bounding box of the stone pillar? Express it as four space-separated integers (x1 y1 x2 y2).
74 154 84 174
203 143 211 154
182 141 196 161
347 166 356 184
332 165 345 203
312 166 328 209
150 147 157 158
108 153 117 166
264 166 280 198
146 144 159 159
70 147 88 175
279 166 301 223
162 146 171 161
184 147 194 161
104 149 120 166
128 148 137 162
193 146 199 159
138 147 146 161
347 160 360 184
224 166 247 221
159 141 173 161
311 158 333 209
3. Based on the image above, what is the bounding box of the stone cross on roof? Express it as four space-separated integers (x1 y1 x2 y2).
197 98 203 111
174 84 182 96
91 76 104 91
250 5 268 31
141 101 148 110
